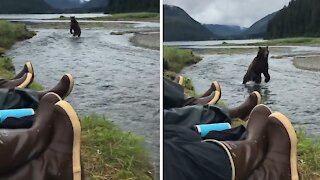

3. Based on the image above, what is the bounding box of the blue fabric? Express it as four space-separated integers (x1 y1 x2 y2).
0 109 34 123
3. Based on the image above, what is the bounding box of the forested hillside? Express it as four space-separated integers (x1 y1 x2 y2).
106 0 159 13
266 0 320 38
0 0 54 13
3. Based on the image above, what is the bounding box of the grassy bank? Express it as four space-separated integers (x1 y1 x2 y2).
1 20 154 179
163 46 201 80
166 46 320 179
81 115 153 179
0 20 35 49
58 12 159 22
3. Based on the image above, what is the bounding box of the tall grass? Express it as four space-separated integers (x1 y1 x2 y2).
163 46 201 74
0 56 15 78
81 115 153 179
0 20 35 49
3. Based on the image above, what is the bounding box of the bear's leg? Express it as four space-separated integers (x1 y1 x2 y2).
263 70 270 83
254 73 262 84
243 72 251 84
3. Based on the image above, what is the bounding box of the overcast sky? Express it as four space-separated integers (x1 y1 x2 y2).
164 0 291 27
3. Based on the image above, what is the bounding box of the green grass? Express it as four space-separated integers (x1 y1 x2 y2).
0 56 15 78
59 12 159 21
297 130 320 179
0 20 35 49
164 46 201 74
81 115 153 180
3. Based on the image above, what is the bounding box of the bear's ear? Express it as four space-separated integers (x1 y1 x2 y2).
259 46 262 50
266 46 269 49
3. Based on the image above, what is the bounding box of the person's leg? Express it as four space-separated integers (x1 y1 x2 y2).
200 80 220 98
0 72 33 89
164 125 233 180
222 105 298 180
0 93 61 174
247 112 298 180
221 104 272 180
227 91 261 120
0 88 40 109
164 105 230 128
13 62 34 80
37 73 74 99
0 98 83 180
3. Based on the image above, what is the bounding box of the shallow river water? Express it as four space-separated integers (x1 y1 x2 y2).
178 44 320 137
7 27 160 172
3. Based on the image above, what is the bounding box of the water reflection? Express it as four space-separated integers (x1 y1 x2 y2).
244 83 272 104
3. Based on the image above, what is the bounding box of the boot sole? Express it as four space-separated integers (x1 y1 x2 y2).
17 73 33 88
55 100 81 180
252 91 261 105
213 81 220 92
26 62 33 75
178 75 184 85
208 90 221 105
64 73 74 99
269 112 299 180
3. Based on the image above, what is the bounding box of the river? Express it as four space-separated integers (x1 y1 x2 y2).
166 40 320 137
6 15 160 176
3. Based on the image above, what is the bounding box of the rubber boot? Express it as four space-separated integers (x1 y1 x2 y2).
200 81 220 98
247 112 299 180
13 62 34 80
38 74 74 99
228 91 261 120
175 75 184 85
0 99 82 180
0 72 33 88
0 92 61 174
222 104 272 180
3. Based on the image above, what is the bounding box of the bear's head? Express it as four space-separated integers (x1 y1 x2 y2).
257 46 269 60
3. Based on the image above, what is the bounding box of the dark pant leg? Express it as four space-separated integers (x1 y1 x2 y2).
163 78 186 109
164 125 232 180
0 88 39 110
164 105 230 128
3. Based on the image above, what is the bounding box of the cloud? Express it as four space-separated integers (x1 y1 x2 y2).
163 0 290 27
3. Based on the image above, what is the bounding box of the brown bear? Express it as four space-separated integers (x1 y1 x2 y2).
242 46 270 84
70 16 81 37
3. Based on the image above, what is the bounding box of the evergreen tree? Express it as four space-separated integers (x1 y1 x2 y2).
266 0 320 38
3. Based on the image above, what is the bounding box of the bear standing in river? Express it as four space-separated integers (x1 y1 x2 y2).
70 16 81 37
242 46 270 84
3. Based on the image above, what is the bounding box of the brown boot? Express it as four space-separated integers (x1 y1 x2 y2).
183 90 221 106
0 92 61 175
0 100 82 180
0 72 33 89
200 81 220 98
248 112 299 180
175 75 184 85
228 91 261 120
222 104 272 180
38 74 74 99
13 62 34 80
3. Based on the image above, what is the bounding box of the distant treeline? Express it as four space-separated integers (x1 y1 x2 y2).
106 0 159 13
266 0 320 38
